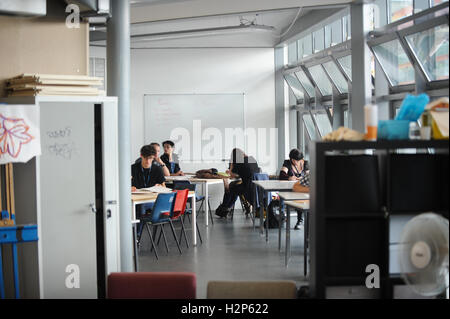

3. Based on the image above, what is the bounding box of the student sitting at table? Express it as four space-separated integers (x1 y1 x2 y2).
215 148 260 218
279 148 310 229
131 144 166 238
161 140 185 176
135 142 170 177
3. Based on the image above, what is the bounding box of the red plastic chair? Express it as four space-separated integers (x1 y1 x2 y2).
172 189 190 249
107 272 196 299
155 189 190 251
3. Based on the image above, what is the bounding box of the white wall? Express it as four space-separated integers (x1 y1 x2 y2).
130 47 276 173
91 46 277 209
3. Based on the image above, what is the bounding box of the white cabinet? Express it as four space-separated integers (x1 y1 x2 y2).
1 96 120 299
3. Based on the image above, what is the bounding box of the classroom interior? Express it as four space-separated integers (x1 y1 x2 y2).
0 0 449 300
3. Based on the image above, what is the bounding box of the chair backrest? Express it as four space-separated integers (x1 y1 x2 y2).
151 192 176 223
252 172 270 207
172 189 189 218
108 272 196 299
173 182 196 192
207 280 297 299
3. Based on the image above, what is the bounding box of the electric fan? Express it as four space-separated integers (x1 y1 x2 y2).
398 213 449 298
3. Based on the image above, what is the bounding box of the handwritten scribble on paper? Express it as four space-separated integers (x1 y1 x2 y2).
0 113 34 158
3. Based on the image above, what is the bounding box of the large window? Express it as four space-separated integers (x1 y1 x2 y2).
303 113 318 140
342 14 351 41
337 55 352 81
314 112 333 137
295 70 316 98
406 24 449 81
288 42 298 65
284 74 305 100
314 28 325 53
389 0 414 23
372 39 415 85
323 60 349 93
308 65 333 96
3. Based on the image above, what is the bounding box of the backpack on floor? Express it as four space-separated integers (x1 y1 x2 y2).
264 199 282 229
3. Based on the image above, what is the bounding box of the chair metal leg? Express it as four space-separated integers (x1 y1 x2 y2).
196 221 203 244
197 199 204 217
186 213 191 224
156 226 163 248
145 224 158 260
151 226 160 252
168 220 182 254
161 224 169 254
208 200 214 224
180 217 189 248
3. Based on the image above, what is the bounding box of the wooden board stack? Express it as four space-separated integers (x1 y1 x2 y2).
5 74 104 97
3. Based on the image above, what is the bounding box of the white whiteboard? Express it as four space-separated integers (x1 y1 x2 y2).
144 94 245 170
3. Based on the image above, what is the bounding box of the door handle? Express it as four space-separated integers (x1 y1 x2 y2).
89 203 97 214
107 209 112 219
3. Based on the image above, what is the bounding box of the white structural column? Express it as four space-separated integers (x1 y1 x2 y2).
107 0 133 272
350 2 373 132
275 46 288 169
373 0 390 120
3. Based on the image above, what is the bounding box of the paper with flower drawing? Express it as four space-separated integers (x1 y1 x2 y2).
0 105 41 164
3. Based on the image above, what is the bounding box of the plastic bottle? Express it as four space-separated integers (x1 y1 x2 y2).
364 104 378 141
409 122 421 140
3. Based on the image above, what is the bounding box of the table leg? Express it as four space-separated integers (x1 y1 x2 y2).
192 196 197 246
304 210 308 277
286 205 291 267
204 182 209 227
279 199 283 252
259 187 264 235
265 190 269 243
132 203 136 222
133 223 139 272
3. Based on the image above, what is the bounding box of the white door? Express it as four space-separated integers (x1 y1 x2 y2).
38 102 97 298
102 101 121 275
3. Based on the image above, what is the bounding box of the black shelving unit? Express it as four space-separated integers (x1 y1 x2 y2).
309 140 449 299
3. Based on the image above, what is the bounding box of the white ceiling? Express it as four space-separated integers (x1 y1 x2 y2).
90 0 351 48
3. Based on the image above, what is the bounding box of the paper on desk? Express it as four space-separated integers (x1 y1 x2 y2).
140 186 173 193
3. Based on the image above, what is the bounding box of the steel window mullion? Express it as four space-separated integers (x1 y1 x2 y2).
397 14 449 38
367 32 398 47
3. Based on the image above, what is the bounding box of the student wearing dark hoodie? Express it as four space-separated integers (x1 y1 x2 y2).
279 148 310 229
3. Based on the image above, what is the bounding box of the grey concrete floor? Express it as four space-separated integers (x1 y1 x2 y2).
137 209 308 299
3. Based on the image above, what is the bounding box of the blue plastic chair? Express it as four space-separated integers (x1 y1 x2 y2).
141 192 182 259
173 180 213 225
